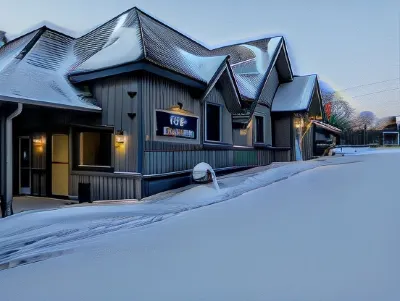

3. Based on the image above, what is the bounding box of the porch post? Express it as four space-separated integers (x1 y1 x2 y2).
0 112 6 216
2 103 23 217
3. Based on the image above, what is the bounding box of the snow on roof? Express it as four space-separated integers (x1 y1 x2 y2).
0 6 304 118
6 21 80 42
0 29 100 112
271 75 317 112
0 30 38 73
73 12 144 74
222 37 282 99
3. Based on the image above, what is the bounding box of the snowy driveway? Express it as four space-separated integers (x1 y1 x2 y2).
0 150 399 301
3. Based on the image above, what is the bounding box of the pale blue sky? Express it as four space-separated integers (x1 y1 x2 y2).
1 0 399 117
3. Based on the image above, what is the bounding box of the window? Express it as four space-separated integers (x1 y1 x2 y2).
255 115 264 143
206 103 221 142
73 127 113 170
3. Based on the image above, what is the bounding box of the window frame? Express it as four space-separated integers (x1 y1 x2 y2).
254 114 265 144
205 102 223 143
71 125 114 172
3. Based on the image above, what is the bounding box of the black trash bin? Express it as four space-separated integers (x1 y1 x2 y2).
78 183 92 203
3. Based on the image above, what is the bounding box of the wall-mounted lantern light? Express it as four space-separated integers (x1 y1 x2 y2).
294 118 304 129
115 130 126 147
33 136 44 146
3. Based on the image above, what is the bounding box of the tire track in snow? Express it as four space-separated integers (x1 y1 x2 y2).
0 158 360 270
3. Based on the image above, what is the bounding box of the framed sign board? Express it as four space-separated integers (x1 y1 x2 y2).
155 110 198 140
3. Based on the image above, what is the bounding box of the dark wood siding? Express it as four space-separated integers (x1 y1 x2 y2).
233 123 253 147
301 125 314 160
204 87 233 144
92 75 139 172
273 115 292 147
141 72 202 148
259 66 279 106
254 104 272 145
144 148 290 174
70 171 140 201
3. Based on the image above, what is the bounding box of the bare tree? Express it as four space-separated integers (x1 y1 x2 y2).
320 90 355 130
352 111 377 130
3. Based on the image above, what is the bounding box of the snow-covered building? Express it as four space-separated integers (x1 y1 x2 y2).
0 7 340 213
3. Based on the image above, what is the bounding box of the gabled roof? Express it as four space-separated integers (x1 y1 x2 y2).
0 28 101 112
69 8 228 85
271 74 317 113
0 6 302 120
68 8 286 95
65 7 293 120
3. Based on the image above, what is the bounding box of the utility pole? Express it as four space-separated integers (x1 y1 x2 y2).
364 124 367 145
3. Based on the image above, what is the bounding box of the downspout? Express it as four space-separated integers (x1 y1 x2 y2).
4 103 23 216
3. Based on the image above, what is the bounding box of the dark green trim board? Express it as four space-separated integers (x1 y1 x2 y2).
69 61 207 90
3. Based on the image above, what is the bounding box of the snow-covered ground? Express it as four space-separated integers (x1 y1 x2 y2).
331 146 400 156
0 149 399 300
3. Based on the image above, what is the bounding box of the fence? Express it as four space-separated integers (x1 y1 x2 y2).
340 130 383 145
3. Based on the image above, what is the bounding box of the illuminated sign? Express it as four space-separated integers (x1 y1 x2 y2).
156 110 198 139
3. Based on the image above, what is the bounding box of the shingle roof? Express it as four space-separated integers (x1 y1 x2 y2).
271 75 317 113
0 6 299 120
0 29 100 111
69 9 229 85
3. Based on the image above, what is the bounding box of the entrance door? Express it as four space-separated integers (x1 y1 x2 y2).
52 134 69 197
19 137 31 195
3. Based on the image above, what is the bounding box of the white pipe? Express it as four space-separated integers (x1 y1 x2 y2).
5 103 22 212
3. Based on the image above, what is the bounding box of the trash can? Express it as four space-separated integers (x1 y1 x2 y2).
78 183 92 203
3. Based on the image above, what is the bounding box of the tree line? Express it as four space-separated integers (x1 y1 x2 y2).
321 89 396 132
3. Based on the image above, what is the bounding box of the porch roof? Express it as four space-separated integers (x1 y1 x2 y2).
312 120 342 135
271 74 317 113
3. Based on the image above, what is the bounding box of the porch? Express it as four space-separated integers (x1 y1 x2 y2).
12 196 78 214
1 101 140 216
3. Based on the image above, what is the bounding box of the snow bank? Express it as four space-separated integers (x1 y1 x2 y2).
0 153 399 301
0 156 358 269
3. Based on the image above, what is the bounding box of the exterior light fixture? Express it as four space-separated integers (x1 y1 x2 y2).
33 136 44 146
171 102 184 112
115 130 125 146
294 118 304 129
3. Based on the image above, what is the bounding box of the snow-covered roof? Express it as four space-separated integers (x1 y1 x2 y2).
0 29 100 111
68 8 288 109
0 6 303 119
271 75 317 113
6 21 80 42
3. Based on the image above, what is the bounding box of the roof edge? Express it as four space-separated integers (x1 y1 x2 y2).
200 58 229 102
0 94 102 112
69 60 207 90
255 38 284 101
210 35 285 50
